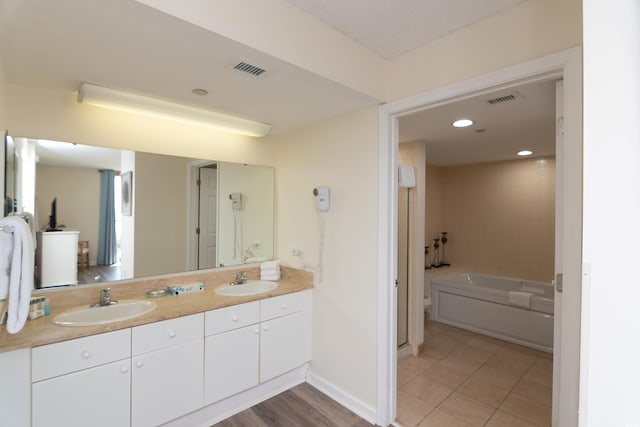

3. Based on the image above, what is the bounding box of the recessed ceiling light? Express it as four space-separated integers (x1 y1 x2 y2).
517 150 533 156
452 119 473 128
191 88 208 96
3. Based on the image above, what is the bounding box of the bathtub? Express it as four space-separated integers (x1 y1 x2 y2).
431 272 554 352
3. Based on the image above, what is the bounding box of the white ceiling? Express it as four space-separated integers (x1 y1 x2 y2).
282 0 526 59
399 79 557 165
0 0 552 168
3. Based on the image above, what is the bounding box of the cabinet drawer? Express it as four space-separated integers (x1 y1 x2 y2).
205 301 259 336
32 329 131 382
260 291 310 321
132 313 203 356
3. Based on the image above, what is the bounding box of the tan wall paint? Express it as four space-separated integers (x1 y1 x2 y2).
427 158 555 283
274 106 379 407
386 0 582 100
35 165 101 266
134 152 189 277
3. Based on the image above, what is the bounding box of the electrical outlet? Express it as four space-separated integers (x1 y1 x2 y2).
290 247 302 256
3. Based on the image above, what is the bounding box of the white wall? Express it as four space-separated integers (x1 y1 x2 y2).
386 0 582 100
274 107 379 410
581 1 640 425
217 162 274 266
120 151 135 279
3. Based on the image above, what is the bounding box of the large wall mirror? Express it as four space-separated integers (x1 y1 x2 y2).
4 136 274 286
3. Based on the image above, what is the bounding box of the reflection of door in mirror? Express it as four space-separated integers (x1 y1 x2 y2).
198 164 217 269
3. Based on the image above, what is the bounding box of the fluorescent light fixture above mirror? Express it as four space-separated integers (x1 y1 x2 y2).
77 83 272 137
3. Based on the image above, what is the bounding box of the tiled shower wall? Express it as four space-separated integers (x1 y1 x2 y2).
427 157 555 283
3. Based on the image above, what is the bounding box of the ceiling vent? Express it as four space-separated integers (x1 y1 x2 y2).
484 91 523 105
232 61 267 77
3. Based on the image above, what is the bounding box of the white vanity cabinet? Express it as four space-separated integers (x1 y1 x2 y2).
204 301 260 404
203 290 312 405
259 291 311 382
30 329 131 427
131 313 204 427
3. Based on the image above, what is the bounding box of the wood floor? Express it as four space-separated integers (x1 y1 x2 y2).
212 383 373 427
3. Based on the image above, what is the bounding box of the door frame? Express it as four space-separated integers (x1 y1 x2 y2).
187 159 217 271
376 47 582 426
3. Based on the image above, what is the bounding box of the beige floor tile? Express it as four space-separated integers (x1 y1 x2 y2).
472 365 523 390
396 390 436 427
417 408 475 427
494 346 538 365
438 392 495 427
523 364 553 388
398 365 420 389
436 353 483 376
504 343 542 359
453 343 494 363
427 332 469 356
399 355 439 378
537 351 553 360
402 373 454 407
421 363 469 389
484 351 533 376
512 378 552 407
531 356 553 371
466 335 504 353
499 394 552 427
485 410 537 427
457 377 511 408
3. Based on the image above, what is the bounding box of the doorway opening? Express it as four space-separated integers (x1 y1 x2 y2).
395 78 558 426
376 48 582 427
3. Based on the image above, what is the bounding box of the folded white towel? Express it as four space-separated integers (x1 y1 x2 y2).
509 291 532 308
0 216 34 334
261 271 281 281
260 266 280 275
260 260 280 271
245 256 268 264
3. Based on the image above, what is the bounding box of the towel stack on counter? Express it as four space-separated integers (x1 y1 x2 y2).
260 260 281 281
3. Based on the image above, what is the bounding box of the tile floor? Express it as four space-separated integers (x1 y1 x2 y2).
396 317 552 427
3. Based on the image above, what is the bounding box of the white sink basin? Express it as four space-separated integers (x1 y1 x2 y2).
215 280 278 296
52 300 157 327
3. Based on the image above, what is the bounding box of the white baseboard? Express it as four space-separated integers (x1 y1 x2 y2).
164 364 308 427
305 369 377 425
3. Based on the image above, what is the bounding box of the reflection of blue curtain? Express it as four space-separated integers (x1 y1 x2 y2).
97 169 117 265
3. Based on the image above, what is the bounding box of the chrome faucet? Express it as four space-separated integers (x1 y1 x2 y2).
230 271 248 286
91 288 117 307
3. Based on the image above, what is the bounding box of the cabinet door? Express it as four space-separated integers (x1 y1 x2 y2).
131 339 204 427
260 311 306 382
32 359 131 427
204 324 260 404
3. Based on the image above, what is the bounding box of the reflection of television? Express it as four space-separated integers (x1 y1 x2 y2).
46 198 61 231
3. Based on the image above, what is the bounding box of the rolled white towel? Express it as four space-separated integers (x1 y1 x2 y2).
260 260 280 271
261 271 281 281
509 291 532 308
0 216 34 334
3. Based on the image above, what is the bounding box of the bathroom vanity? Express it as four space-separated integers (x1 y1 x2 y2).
0 267 313 427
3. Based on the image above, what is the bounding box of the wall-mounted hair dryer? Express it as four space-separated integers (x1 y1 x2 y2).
313 187 330 212
229 192 243 210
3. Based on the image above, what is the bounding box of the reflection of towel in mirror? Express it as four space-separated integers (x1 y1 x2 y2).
0 216 34 334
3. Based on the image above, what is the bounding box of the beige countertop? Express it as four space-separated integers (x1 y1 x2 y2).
0 266 313 352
